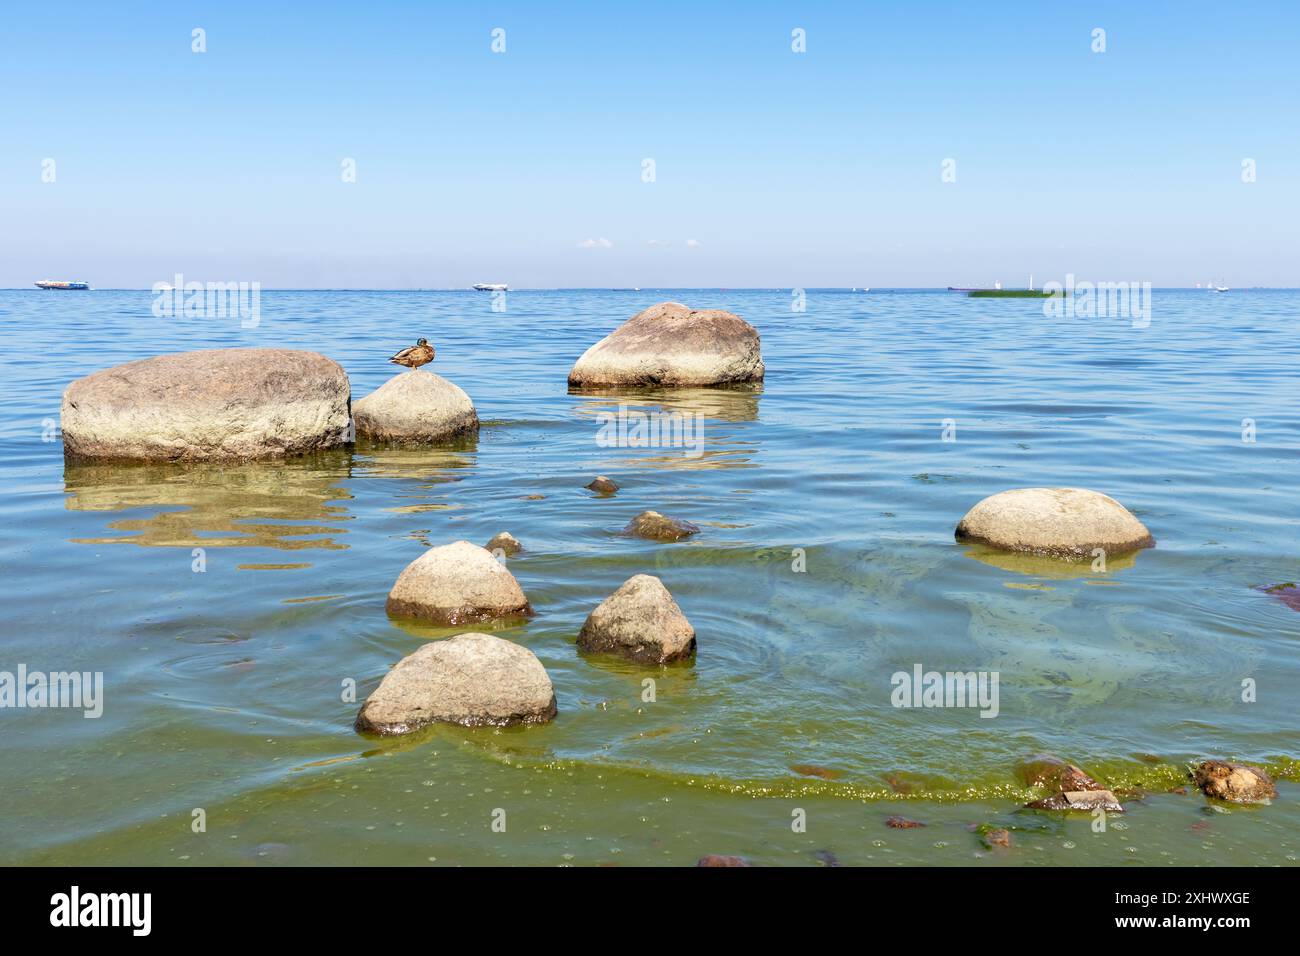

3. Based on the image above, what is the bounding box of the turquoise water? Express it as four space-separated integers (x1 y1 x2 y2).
0 288 1296 866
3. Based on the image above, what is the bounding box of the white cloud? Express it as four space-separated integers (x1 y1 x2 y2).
647 239 670 246
685 238 702 247
577 237 614 249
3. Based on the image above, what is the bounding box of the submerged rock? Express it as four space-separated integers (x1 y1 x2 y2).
576 574 696 664
61 348 350 462
624 510 700 542
884 816 926 829
586 475 619 494
353 369 478 443
568 301 764 387
1192 760 1277 804
790 764 842 780
1260 582 1300 612
386 540 532 624
1015 755 1102 792
485 531 522 557
982 828 1012 849
355 633 556 734
1025 789 1124 812
696 854 752 867
955 487 1154 559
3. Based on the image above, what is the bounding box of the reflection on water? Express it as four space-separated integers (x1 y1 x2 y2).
569 383 763 422
352 435 478 481
63 452 355 550
570 384 761 470
960 543 1142 580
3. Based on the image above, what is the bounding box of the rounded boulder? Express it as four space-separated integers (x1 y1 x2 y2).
355 633 556 734
353 369 478 443
60 348 351 462
386 540 532 624
568 302 763 387
955 487 1154 559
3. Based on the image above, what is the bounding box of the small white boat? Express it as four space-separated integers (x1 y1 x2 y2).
472 283 508 292
36 280 90 290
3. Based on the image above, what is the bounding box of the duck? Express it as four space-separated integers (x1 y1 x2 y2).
389 337 435 369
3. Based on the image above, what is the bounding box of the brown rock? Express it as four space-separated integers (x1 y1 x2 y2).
791 764 842 780
61 348 351 462
982 828 1012 848
568 301 764 388
576 574 696 664
697 855 752 867
1015 755 1102 792
1192 760 1278 804
884 816 926 829
624 510 699 542
586 475 619 494
1260 582 1300 612
355 633 556 734
485 532 522 557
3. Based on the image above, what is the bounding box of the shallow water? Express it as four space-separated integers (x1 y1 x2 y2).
1 288 1297 866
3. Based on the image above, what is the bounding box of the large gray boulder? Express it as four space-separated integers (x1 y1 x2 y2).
577 574 696 663
568 302 764 387
355 633 556 734
955 487 1154 559
353 369 478 443
386 540 532 624
61 348 350 462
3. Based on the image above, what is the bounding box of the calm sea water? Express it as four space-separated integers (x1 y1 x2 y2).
1 288 1297 867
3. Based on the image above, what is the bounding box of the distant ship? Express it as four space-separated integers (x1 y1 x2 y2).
36 280 90 290
472 283 508 292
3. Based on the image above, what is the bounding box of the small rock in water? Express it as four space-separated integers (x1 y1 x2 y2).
1025 789 1124 812
697 854 752 867
982 828 1012 849
386 540 532 624
1260 582 1300 612
1191 760 1277 804
624 510 699 542
1015 755 1102 792
586 475 619 494
485 532 522 557
790 764 842 780
355 632 556 734
955 487 1154 559
885 815 926 829
576 574 696 664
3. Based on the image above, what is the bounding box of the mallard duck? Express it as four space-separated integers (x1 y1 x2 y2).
389 338 435 369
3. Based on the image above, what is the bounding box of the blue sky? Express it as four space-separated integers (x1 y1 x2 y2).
2 1 1297 288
